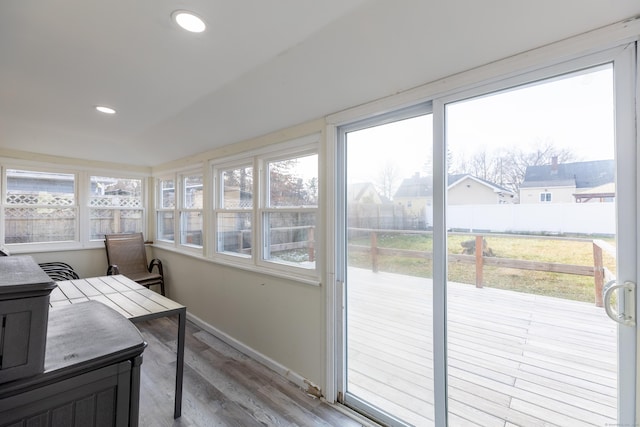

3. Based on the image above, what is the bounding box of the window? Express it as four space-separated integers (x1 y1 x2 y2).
211 136 320 277
5 169 76 243
262 152 318 269
180 172 203 247
157 177 175 242
540 192 552 202
89 176 143 240
215 164 253 257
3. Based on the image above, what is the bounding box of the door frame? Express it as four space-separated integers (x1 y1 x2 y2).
334 103 433 426
435 42 637 425
326 26 640 426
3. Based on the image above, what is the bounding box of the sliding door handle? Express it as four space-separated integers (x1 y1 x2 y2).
603 280 636 327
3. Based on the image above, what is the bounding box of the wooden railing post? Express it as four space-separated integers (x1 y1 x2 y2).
593 241 604 307
475 235 484 288
371 231 379 273
307 227 315 262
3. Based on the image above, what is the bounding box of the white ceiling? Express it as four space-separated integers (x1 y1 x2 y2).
1 0 639 167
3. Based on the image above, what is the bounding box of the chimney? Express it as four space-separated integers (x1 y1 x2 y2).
551 156 558 171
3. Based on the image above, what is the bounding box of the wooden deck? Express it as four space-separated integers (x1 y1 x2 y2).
347 268 617 426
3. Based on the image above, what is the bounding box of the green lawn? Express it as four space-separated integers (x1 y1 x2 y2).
348 232 616 303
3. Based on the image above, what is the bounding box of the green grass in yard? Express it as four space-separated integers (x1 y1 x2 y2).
348 233 616 303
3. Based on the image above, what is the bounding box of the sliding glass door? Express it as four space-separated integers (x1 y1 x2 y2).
338 105 434 426
336 43 637 426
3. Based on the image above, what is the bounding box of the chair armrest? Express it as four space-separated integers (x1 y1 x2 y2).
148 258 163 276
107 264 120 275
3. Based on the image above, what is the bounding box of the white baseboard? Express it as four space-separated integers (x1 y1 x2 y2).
186 311 321 397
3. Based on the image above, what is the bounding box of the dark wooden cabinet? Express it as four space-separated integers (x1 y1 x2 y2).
0 256 57 383
0 301 146 427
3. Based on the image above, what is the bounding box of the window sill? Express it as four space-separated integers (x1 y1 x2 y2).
151 243 321 287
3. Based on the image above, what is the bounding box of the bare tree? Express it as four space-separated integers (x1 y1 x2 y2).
376 160 401 200
451 142 577 196
500 142 576 194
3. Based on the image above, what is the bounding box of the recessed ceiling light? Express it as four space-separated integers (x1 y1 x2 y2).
95 105 116 114
172 10 206 33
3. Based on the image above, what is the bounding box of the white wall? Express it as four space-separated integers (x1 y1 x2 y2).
448 203 615 235
449 179 501 205
152 248 325 390
520 185 576 204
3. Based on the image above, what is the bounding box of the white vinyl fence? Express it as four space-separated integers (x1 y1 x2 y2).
446 203 615 235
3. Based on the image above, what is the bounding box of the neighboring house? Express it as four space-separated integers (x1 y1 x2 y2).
347 182 385 204
519 158 615 204
394 173 515 219
448 174 516 205
393 174 432 219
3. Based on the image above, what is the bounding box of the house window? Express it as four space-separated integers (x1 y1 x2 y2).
180 173 203 247
215 164 253 257
5 169 77 243
157 177 175 242
89 176 143 240
262 152 318 269
540 192 552 202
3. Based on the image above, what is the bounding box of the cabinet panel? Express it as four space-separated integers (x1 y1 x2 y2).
0 361 131 427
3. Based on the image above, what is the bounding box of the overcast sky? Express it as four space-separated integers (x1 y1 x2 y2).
347 63 614 185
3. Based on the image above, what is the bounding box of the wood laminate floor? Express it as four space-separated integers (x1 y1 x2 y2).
136 317 366 427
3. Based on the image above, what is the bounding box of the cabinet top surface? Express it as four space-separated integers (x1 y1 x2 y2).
0 256 55 294
45 301 146 372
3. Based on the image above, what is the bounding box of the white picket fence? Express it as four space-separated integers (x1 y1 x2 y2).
446 203 615 235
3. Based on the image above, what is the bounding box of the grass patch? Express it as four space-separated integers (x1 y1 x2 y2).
348 233 616 303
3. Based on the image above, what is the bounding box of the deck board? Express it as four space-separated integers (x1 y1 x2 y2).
346 268 617 426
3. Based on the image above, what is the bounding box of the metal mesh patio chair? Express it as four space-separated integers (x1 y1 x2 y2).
38 262 80 281
104 232 165 296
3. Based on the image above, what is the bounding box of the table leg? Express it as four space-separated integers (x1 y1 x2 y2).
174 308 186 419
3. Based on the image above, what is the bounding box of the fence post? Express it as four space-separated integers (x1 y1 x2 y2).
308 227 315 262
475 235 484 288
593 241 604 307
371 231 379 273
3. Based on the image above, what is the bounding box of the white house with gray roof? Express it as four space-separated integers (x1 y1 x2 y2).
519 158 615 204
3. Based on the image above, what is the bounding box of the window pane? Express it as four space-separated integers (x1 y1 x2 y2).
181 211 203 246
222 167 253 209
90 176 143 239
157 211 174 242
268 154 318 208
264 211 315 268
5 207 76 243
160 179 175 209
90 176 142 204
5 169 76 243
184 174 203 209
216 212 252 256
6 169 75 205
90 209 143 239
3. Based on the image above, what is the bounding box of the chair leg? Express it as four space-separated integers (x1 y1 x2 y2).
160 279 166 296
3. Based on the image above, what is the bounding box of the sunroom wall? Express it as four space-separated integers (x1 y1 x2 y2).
150 118 328 390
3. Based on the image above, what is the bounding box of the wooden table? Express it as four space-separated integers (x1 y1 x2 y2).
49 275 186 419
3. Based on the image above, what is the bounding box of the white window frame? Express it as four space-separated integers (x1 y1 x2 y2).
0 161 149 252
155 175 177 244
178 170 204 253
210 134 321 283
212 159 255 262
540 191 552 202
3 166 78 249
257 148 319 276
88 174 145 241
